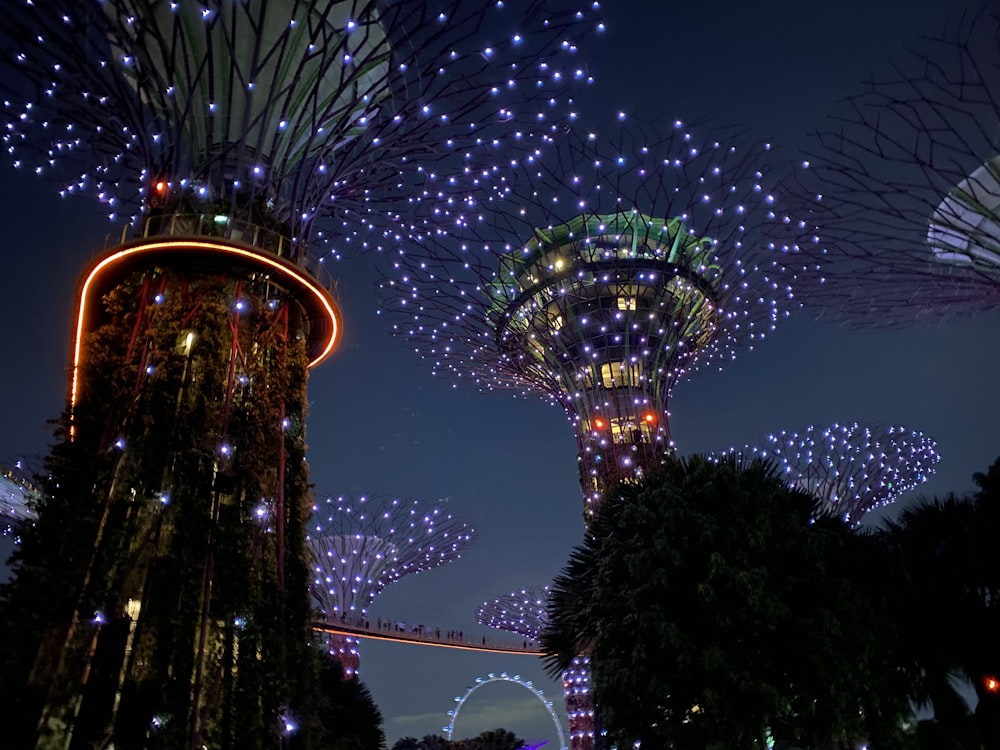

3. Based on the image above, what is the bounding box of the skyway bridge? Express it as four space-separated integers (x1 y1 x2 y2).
314 616 542 656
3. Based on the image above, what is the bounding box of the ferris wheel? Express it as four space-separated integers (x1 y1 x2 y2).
443 671 567 750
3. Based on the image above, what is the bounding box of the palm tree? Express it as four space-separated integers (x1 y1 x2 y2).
873 455 1000 747
542 454 909 749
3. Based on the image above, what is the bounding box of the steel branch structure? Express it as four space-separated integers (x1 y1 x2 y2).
477 586 548 642
1 0 602 259
308 493 476 675
713 422 940 525
0 2 600 748
477 585 593 750
380 116 803 517
792 9 1000 326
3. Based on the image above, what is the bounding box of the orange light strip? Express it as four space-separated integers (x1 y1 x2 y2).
71 239 341 412
312 624 542 656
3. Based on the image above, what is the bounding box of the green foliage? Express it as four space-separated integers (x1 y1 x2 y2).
543 453 910 749
0 264 322 749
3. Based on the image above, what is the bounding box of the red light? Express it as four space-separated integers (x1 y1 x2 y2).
594 419 605 430
644 413 656 424
154 180 168 194
986 676 999 693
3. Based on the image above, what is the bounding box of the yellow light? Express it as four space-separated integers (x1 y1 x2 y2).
986 676 999 693
644 413 656 424
154 180 167 194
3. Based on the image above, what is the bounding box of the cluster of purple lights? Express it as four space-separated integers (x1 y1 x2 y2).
713 422 940 525
477 585 549 641
379 116 813 512
307 494 476 618
0 0 604 259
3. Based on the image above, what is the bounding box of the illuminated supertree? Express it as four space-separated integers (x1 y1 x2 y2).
307 493 475 677
0 2 600 748
380 116 803 518
712 422 940 526
789 9 1000 325
477 586 593 750
0 460 42 538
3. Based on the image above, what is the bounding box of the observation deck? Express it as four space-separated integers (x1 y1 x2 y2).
94 213 342 365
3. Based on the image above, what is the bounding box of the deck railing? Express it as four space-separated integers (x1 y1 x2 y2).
314 613 541 655
111 213 339 299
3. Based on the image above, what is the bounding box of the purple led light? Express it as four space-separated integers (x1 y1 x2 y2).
1 0 604 262
378 115 807 516
307 493 476 618
712 421 940 525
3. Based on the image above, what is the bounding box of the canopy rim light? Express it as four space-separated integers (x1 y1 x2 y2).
71 236 343 411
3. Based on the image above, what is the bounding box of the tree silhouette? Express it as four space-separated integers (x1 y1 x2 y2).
316 652 386 750
543 454 910 749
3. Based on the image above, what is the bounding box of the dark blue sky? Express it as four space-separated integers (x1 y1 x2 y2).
2 0 997 744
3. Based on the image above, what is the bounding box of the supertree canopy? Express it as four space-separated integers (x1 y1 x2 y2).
790 8 1000 326
0 2 601 749
308 493 475 675
477 585 593 750
380 116 803 516
308 493 476 618
713 422 940 525
477 585 548 641
1 0 604 259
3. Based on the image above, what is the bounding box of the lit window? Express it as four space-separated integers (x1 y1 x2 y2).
600 361 642 388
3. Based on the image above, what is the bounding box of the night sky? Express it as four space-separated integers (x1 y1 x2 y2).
2 1 998 745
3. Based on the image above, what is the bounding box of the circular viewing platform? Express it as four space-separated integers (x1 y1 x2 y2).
86 213 342 367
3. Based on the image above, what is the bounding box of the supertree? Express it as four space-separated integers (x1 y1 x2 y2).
788 8 1000 325
477 586 593 750
0 2 601 748
379 116 803 518
307 493 476 677
0 460 42 538
712 422 940 526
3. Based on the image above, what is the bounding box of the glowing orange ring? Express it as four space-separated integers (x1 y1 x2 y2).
71 239 341 411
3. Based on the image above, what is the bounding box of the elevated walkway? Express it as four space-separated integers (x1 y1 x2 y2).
314 616 542 656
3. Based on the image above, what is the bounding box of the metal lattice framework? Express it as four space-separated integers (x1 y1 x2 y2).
307 494 476 618
379 116 805 516
790 8 1000 326
477 585 549 641
713 422 940 525
308 493 475 677
477 585 594 750
1 0 603 259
